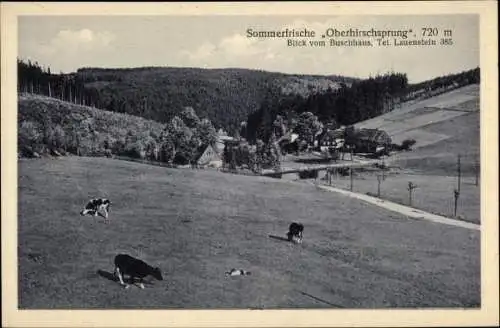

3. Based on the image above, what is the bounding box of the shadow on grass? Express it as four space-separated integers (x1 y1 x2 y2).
268 234 290 243
298 291 344 308
97 270 119 282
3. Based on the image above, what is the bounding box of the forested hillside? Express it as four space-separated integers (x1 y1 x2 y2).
18 94 166 159
17 60 357 134
243 68 480 143
17 59 480 165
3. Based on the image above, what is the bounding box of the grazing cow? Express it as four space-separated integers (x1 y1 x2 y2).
225 268 252 277
114 254 163 289
80 198 111 223
287 222 304 243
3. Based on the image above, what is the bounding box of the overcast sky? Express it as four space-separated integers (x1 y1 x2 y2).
18 15 478 83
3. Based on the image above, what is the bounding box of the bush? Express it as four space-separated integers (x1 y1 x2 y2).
299 170 318 179
46 124 66 150
173 151 190 165
18 121 43 155
124 140 146 159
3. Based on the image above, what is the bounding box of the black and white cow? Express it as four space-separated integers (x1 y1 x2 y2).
114 254 163 289
287 222 304 243
225 268 252 277
80 198 111 223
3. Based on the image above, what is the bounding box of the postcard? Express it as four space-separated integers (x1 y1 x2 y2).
1 1 498 327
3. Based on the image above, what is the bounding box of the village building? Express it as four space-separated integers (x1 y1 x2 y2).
317 128 345 152
353 128 392 153
194 144 222 168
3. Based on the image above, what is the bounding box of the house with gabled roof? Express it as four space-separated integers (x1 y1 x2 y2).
353 128 392 153
195 144 222 167
317 128 345 149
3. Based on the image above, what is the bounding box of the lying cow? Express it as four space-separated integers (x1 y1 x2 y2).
225 268 252 277
287 222 304 243
114 254 163 289
80 198 111 223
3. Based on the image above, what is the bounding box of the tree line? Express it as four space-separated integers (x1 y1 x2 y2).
405 68 480 100
17 59 101 107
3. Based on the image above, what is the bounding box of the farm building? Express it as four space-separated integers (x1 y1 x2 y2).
353 128 392 153
195 144 222 167
317 129 345 151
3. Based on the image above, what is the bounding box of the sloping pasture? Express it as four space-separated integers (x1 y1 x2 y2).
18 157 479 309
355 84 479 148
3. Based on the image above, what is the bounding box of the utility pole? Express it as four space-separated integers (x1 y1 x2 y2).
457 154 461 193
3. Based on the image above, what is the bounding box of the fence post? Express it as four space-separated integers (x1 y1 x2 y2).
350 164 354 192
453 189 460 217
377 175 382 197
408 182 417 206
457 154 461 193
382 155 385 180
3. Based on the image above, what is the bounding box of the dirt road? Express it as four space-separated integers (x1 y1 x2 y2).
316 184 480 231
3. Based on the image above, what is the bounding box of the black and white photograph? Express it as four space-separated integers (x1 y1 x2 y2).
2 1 498 327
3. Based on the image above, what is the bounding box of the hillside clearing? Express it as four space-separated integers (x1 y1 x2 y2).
356 84 479 148
18 157 480 308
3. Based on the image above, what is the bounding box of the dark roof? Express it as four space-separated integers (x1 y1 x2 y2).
356 129 391 143
318 129 344 141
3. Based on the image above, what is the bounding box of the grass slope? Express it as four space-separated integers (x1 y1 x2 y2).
19 157 480 309
354 84 479 176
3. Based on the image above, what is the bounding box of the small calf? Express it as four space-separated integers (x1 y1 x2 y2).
114 254 163 289
80 198 111 223
287 222 304 243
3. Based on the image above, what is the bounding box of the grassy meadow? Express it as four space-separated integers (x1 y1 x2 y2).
18 157 480 309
